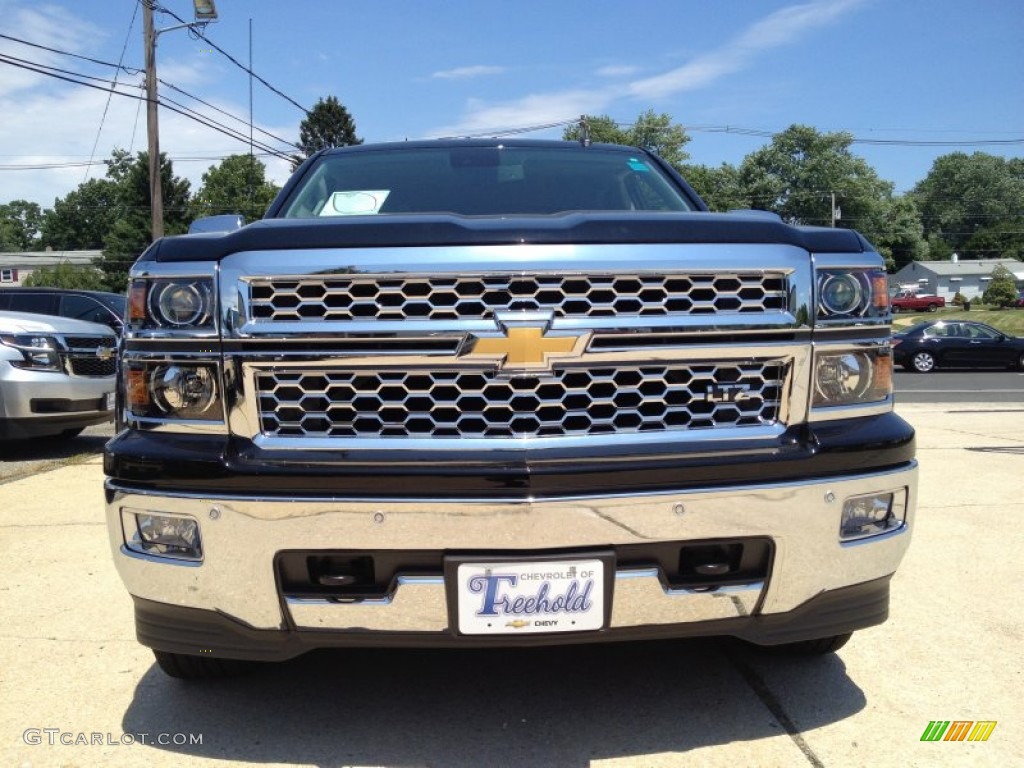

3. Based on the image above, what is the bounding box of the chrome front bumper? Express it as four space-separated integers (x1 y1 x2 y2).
106 462 917 644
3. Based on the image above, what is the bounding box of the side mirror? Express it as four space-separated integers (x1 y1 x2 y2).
188 214 245 235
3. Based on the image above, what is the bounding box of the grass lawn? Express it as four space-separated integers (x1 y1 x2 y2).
891 306 1024 335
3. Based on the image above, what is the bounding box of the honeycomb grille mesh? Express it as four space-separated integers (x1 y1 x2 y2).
255 363 787 439
61 334 117 378
247 273 788 322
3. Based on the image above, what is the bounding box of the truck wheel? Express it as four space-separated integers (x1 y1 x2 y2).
153 650 255 679
764 633 853 655
911 351 936 373
927 303 938 312
890 305 901 314
1018 352 1024 371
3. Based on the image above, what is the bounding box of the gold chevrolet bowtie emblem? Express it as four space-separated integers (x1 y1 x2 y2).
506 619 531 629
466 326 589 371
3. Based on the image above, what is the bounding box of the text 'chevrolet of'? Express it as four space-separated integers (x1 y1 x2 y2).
103 139 917 678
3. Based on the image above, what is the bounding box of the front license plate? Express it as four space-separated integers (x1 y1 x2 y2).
455 558 606 635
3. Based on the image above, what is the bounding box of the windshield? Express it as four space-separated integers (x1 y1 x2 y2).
278 145 695 218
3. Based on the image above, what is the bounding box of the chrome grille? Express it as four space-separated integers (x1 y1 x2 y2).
255 362 787 439
247 273 789 322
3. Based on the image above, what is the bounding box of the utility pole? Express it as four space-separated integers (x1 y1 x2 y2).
143 1 163 241
143 2 219 242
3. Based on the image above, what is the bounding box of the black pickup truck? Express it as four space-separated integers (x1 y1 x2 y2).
104 140 916 678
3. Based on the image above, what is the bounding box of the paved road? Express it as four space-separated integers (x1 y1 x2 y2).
894 370 1024 404
1 404 1022 768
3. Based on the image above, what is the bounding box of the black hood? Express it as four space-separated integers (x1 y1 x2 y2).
143 211 872 263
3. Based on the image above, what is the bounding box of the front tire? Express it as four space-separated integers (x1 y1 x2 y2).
153 650 255 679
911 351 936 373
891 305 901 314
927 303 938 312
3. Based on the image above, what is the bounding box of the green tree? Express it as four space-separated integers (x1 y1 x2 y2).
41 178 120 251
0 200 44 251
22 260 105 290
293 95 362 169
191 154 280 223
982 264 1020 307
563 110 691 171
867 195 930 272
963 219 1024 262
911 152 1024 259
98 150 191 292
738 124 893 229
681 162 745 212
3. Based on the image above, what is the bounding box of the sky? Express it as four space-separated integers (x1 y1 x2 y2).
1 0 1021 209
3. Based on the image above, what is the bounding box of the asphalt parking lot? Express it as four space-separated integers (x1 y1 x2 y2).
0 422 112 483
1 403 1022 768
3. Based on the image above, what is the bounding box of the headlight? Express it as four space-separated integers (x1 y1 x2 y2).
813 348 892 408
820 274 863 315
816 269 888 320
129 277 215 331
0 334 62 371
126 362 220 421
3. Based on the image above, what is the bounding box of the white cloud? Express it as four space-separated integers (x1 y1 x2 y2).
432 89 615 138
595 65 642 78
431 65 506 80
435 0 866 137
0 3 298 207
0 4 106 98
628 0 866 99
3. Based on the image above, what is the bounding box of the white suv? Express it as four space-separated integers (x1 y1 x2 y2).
0 311 117 440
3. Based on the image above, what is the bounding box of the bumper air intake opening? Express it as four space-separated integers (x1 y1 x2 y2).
673 538 772 589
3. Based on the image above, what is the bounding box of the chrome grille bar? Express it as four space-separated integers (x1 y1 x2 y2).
255 362 788 440
247 272 789 323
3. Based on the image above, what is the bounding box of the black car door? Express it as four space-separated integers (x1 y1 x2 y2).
960 323 1014 367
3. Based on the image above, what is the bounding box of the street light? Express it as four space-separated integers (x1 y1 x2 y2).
144 1 219 241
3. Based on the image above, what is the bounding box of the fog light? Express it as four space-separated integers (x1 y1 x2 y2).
122 509 202 561
840 492 903 541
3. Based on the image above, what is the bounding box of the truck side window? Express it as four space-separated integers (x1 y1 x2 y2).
60 295 111 326
9 293 57 314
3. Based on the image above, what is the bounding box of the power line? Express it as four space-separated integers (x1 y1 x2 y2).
0 52 133 88
0 32 142 75
85 1 140 182
158 78 299 149
152 2 310 115
0 27 299 153
680 123 1024 147
0 53 294 162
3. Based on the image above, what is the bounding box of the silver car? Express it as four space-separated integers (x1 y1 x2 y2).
0 311 117 440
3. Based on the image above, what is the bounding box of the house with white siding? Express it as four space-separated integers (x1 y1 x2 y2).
889 258 1023 302
0 251 102 286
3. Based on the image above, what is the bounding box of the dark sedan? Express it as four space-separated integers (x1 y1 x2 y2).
892 320 1024 372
